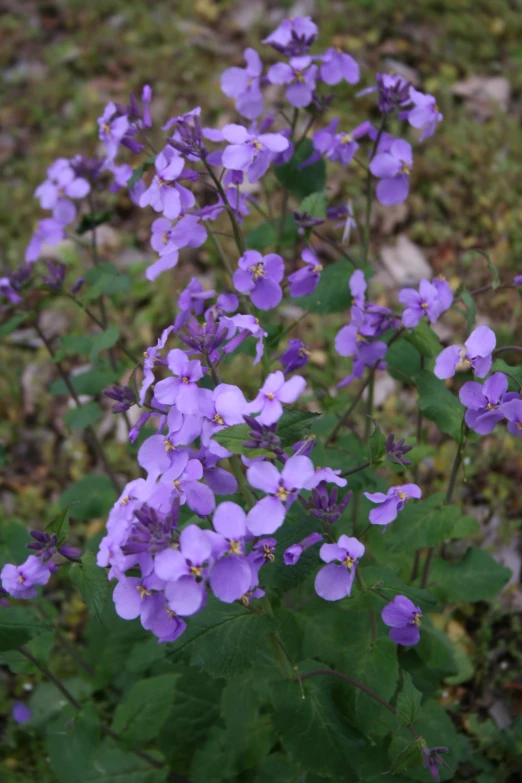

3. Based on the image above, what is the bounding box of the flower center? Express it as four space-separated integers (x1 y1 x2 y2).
173 479 182 491
212 413 224 425
249 262 265 280
276 486 290 501
162 231 169 244
340 133 353 145
164 439 175 452
166 607 177 619
355 333 366 343
411 612 422 627
190 565 203 578
455 357 471 371
517 422 522 430
121 495 129 505
294 70 305 83
266 392 275 400
400 162 411 175
182 376 190 384
263 544 275 562
397 490 409 501
228 540 243 555
253 139 263 151
486 402 498 411
421 301 428 309
342 555 355 570
136 585 152 599
102 123 111 135
18 573 25 583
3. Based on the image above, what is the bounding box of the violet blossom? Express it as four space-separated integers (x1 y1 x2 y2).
154 524 214 615
267 56 318 108
221 124 289 183
280 339 310 373
262 16 318 56
435 325 496 380
1 555 51 599
503 399 522 437
208 502 253 603
147 215 206 280
12 702 32 724
319 47 359 85
406 87 443 140
221 313 268 365
315 535 365 601
247 370 306 425
284 532 323 565
370 138 413 206
221 48 264 120
364 483 422 526
25 219 65 264
233 250 285 310
381 595 422 645
97 102 130 161
459 372 518 435
139 146 188 219
398 278 451 328
288 248 322 297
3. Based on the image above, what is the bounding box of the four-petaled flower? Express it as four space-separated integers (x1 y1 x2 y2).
288 248 322 297
1 556 51 600
233 250 285 310
364 483 422 526
459 372 517 435
315 535 365 601
319 47 359 85
154 525 214 616
398 279 450 328
370 138 413 206
221 124 289 183
435 325 496 380
139 145 188 219
381 595 422 645
221 48 264 120
247 370 306 425
267 56 318 108
208 502 253 603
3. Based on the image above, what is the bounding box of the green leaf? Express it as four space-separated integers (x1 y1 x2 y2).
127 156 156 190
389 737 425 774
357 565 437 612
404 320 442 358
460 287 477 331
275 139 326 199
369 420 387 466
271 670 358 777
29 678 93 728
293 258 357 314
387 494 479 553
169 598 276 678
244 216 297 250
64 401 104 430
429 547 511 602
60 475 117 521
299 190 328 218
89 325 120 361
277 409 321 447
415 620 459 677
0 607 47 652
83 263 131 301
46 506 70 546
112 674 178 745
190 727 235 783
47 704 101 783
75 743 167 783
414 369 465 442
49 366 119 397
55 334 94 361
213 424 275 458
387 338 422 382
255 754 302 782
396 671 423 727
0 313 26 337
76 211 112 236
467 248 500 289
491 359 522 392
70 551 109 623
0 630 55 673
0 519 32 568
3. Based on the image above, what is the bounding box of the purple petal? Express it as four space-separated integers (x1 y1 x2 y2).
212 501 246 539
381 595 417 628
180 524 212 563
184 482 216 517
247 461 280 493
434 346 461 379
368 497 399 526
251 277 282 310
246 495 285 535
279 375 306 403
210 556 252 602
376 175 409 206
483 372 508 405
319 543 346 564
370 153 401 179
281 455 315 490
154 548 188 581
459 381 485 410
465 325 496 358
315 563 354 601
389 625 420 645
165 576 206 616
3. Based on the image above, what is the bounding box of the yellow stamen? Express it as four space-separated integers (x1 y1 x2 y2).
182 376 190 384
213 413 224 425
249 262 265 280
266 392 275 400
340 133 353 145
276 486 290 501
136 585 152 599
397 490 409 501
173 479 182 491
190 565 202 578
342 555 355 570
18 574 25 583
164 439 175 452
412 613 422 627
228 540 243 555
486 402 498 411
253 139 263 150
121 495 129 505
263 544 275 562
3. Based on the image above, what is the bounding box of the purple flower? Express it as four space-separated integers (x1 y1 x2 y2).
432 276 453 312
514 274 522 286
459 372 517 435
233 250 284 310
141 84 152 128
35 158 90 218
113 573 164 621
25 219 65 263
267 56 318 108
335 306 388 388
0 276 23 305
139 325 174 405
362 73 411 114
141 592 186 643
503 399 522 437
435 325 496 380
154 525 213 615
139 146 187 219
221 124 289 183
284 532 323 565
97 102 130 161
12 702 31 724
147 215 206 280
385 434 413 467
1 555 51 599
407 87 443 140
263 16 318 56
200 383 248 445
370 138 413 206
304 483 352 525
315 535 364 601
246 456 318 535
381 595 422 645
281 339 310 373
319 47 359 85
174 278 216 331
221 48 264 120
154 348 204 413
159 453 216 517
247 370 306 425
309 119 371 167
221 313 268 365
122 501 179 556
208 502 253 603
422 746 450 781
288 248 322 297
364 483 422 526
398 279 449 328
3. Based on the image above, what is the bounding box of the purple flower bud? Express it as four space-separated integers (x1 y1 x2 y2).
243 415 282 453
58 546 82 560
27 530 57 562
305 482 352 525
293 211 325 235
103 385 135 414
385 433 413 466
281 339 310 373
71 276 84 294
514 275 522 286
421 746 449 781
284 532 323 565
41 260 66 291
12 702 31 724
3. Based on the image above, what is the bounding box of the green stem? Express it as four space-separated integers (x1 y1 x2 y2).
363 114 387 263
311 229 361 268
341 460 371 477
364 373 375 442
229 455 256 509
276 108 299 253
203 160 246 255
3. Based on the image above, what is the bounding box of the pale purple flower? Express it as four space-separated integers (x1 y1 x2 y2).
398 279 448 328
12 702 31 724
288 248 322 297
514 275 522 286
154 524 213 615
459 372 517 435
319 47 359 85
267 56 318 108
174 278 216 331
200 383 248 445
1 555 51 599
34 158 90 219
221 48 264 120
25 219 65 263
308 119 371 167
139 325 174 405
233 250 285 310
432 276 453 312
284 532 323 565
154 348 204 412
97 102 129 161
435 325 496 379
406 87 443 140
280 339 310 373
370 138 413 206
113 573 164 621
159 453 216 517
360 73 411 114
141 592 186 643
364 484 422 526
0 276 22 305
381 595 422 645
208 502 253 603
503 399 522 437
247 370 306 425
335 307 388 388
315 535 364 601
147 215 206 280
221 124 289 183
139 146 188 219
246 455 318 535
263 16 318 56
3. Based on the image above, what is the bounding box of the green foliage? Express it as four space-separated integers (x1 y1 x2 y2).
64 401 104 430
76 211 113 236
387 494 479 553
414 370 465 442
49 366 119 397
112 674 178 745
245 216 298 250
275 139 326 199
0 607 47 652
369 420 387 465
429 547 512 602
396 671 423 726
46 506 71 546
213 424 274 457
47 704 101 783
299 190 328 218
277 408 321 447
70 552 109 622
293 258 356 313
83 263 131 301
60 475 117 521
0 312 26 336
492 358 522 391
404 321 442 358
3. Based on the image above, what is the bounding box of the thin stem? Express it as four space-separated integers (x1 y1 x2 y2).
296 668 419 739
494 345 522 355
204 221 235 279
229 455 256 509
19 646 82 709
203 160 246 255
37 603 94 677
34 322 121 493
364 373 374 442
311 229 360 268
340 460 371 477
469 282 516 297
66 294 140 365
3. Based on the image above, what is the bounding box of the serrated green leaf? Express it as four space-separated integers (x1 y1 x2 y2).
0 607 47 652
414 369 465 442
76 211 112 236
369 420 387 466
70 552 108 623
387 338 422 381
294 258 358 314
387 494 478 553
275 139 326 199
46 506 70 546
60 476 117 521
0 313 26 337
390 738 425 774
415 620 459 677
47 704 101 783
429 547 511 602
396 671 423 726
277 409 321 447
404 320 442 358
64 402 104 430
168 598 276 678
213 424 275 457
89 325 120 361
299 190 327 218
112 674 178 745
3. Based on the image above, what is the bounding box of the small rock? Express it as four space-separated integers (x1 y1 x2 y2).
489 700 512 731
230 0 264 31
380 234 432 284
452 76 510 117
372 201 409 235
372 373 396 408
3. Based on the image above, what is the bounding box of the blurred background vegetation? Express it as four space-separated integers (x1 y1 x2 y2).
1 0 521 780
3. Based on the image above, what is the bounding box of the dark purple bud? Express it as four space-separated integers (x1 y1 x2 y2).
41 260 66 291
71 155 105 181
58 546 82 560
122 500 179 555
243 415 281 453
26 529 56 561
385 433 413 467
292 436 316 458
103 385 134 413
128 92 140 120
304 482 352 525
421 746 449 781
12 701 31 724
293 211 325 236
71 276 84 294
129 411 153 444
281 339 310 374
